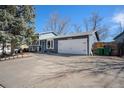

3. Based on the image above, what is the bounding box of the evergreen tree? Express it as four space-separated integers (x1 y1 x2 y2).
0 5 37 55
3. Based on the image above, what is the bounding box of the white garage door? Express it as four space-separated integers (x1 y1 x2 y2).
58 38 88 54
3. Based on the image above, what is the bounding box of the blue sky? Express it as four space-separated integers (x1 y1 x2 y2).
34 5 124 41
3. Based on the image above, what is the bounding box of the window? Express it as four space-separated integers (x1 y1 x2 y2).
47 41 51 49
47 40 54 49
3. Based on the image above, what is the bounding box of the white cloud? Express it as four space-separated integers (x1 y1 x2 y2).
112 12 124 26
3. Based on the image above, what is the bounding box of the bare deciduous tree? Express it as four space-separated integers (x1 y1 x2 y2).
73 24 82 33
83 12 109 41
83 19 89 32
90 12 103 31
43 13 70 35
112 22 124 38
118 22 124 33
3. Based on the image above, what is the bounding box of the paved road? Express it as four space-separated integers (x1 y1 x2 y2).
0 53 124 88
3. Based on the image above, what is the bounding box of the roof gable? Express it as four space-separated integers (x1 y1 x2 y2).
39 32 57 40
39 31 57 36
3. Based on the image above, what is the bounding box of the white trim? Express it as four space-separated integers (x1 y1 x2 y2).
46 39 54 49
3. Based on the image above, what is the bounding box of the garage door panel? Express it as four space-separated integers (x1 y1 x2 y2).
58 38 87 54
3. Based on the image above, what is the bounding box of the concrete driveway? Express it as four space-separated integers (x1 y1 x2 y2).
0 53 124 88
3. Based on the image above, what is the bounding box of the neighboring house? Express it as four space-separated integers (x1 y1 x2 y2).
29 31 99 55
114 31 124 43
114 31 124 56
0 43 11 55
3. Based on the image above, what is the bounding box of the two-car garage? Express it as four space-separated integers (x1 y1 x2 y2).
58 38 88 55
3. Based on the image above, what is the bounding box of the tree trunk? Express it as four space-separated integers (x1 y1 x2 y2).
2 42 5 56
11 41 15 55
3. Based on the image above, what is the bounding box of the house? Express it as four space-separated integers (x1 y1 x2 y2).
114 31 124 43
114 31 124 56
0 43 11 55
29 31 99 55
